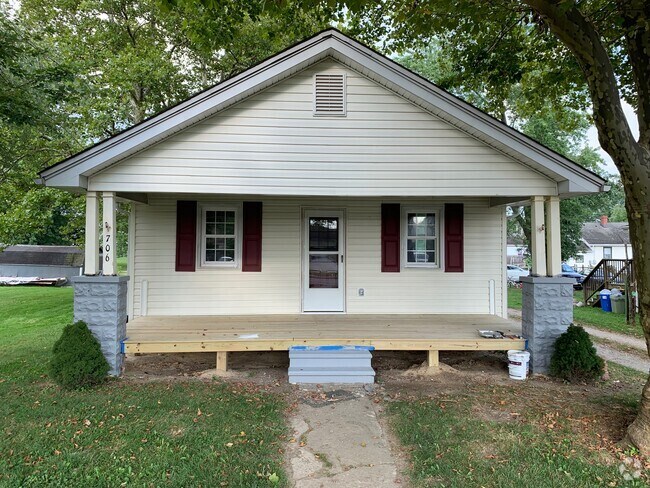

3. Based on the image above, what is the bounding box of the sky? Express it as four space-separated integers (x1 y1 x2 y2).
586 100 638 176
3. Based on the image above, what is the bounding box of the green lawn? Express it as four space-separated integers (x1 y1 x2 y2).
508 288 644 338
0 287 287 487
388 365 647 487
116 256 128 276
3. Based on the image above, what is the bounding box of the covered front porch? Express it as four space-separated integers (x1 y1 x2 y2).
124 313 525 371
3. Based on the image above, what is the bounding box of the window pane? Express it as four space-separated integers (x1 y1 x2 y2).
407 212 435 237
225 211 235 224
214 238 225 250
215 222 225 235
206 249 216 262
215 211 225 223
215 250 225 261
225 223 235 235
425 214 436 236
426 240 436 251
206 237 216 250
206 211 216 223
225 250 235 261
226 238 235 250
206 223 216 235
309 218 339 252
309 254 338 288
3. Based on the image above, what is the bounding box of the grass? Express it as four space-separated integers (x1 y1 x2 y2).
116 256 127 276
387 368 648 487
0 287 288 487
508 288 644 338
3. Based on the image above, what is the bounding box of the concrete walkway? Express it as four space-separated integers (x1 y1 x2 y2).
581 326 646 351
508 308 649 373
286 388 400 487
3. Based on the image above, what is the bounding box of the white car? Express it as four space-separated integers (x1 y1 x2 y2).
507 265 529 282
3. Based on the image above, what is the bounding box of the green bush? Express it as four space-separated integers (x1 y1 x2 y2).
49 321 110 389
549 325 604 382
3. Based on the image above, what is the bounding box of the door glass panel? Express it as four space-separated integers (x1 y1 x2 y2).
309 218 339 252
309 255 339 288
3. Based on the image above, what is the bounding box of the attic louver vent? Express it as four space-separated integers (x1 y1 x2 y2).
314 73 346 116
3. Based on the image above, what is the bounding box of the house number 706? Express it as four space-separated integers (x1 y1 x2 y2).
105 233 111 262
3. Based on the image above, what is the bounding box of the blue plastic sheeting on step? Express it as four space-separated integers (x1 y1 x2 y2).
289 345 375 351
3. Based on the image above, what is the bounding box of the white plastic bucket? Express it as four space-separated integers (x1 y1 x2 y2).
507 350 530 380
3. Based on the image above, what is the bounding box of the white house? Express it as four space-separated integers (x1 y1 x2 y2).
567 216 632 271
38 30 605 377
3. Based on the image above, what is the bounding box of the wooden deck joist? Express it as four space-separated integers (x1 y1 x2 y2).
124 314 525 354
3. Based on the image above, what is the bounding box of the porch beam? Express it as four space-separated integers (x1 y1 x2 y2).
545 196 562 276
216 351 228 371
102 191 117 275
530 196 547 276
84 191 99 275
116 192 148 204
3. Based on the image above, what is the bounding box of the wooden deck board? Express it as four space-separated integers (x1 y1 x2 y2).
124 314 525 353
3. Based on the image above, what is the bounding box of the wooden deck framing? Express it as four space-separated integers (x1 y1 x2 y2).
124 314 525 354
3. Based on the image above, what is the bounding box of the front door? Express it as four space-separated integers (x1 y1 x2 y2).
302 210 345 312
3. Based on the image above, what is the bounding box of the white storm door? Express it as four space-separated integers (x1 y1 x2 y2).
302 210 345 312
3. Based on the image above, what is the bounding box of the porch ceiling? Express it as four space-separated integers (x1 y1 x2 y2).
124 314 524 353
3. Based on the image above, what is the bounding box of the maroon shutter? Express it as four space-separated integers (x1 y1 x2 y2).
445 203 464 272
381 203 400 272
175 200 197 272
242 202 263 272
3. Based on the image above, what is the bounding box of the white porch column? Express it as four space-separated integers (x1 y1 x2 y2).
84 191 100 275
545 196 562 276
530 196 547 276
102 191 117 276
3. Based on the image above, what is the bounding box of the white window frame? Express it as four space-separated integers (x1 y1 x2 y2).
402 207 441 269
198 204 242 268
603 246 613 259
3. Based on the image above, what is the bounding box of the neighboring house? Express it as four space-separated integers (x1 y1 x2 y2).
506 236 528 266
38 29 606 377
0 245 83 280
566 215 632 271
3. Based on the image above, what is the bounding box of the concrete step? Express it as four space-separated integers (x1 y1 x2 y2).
288 346 375 384
289 367 375 384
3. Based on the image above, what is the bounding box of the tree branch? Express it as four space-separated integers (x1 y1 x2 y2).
522 0 641 179
619 0 650 148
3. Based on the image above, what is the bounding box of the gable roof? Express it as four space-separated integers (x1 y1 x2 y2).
582 222 630 245
39 29 607 196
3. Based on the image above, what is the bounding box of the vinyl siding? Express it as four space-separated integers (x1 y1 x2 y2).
130 195 505 318
90 59 557 197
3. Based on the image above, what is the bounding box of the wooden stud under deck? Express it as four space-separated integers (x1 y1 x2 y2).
216 352 228 371
427 350 440 370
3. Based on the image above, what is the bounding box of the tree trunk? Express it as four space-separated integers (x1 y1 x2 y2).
523 0 650 453
621 152 650 450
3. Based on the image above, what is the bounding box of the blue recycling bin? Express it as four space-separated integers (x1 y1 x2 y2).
600 290 612 312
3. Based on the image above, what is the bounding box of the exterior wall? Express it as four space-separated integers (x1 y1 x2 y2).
568 244 633 270
130 195 506 318
0 264 82 280
89 59 557 197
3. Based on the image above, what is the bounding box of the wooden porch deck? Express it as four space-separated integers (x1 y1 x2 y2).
124 314 525 354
